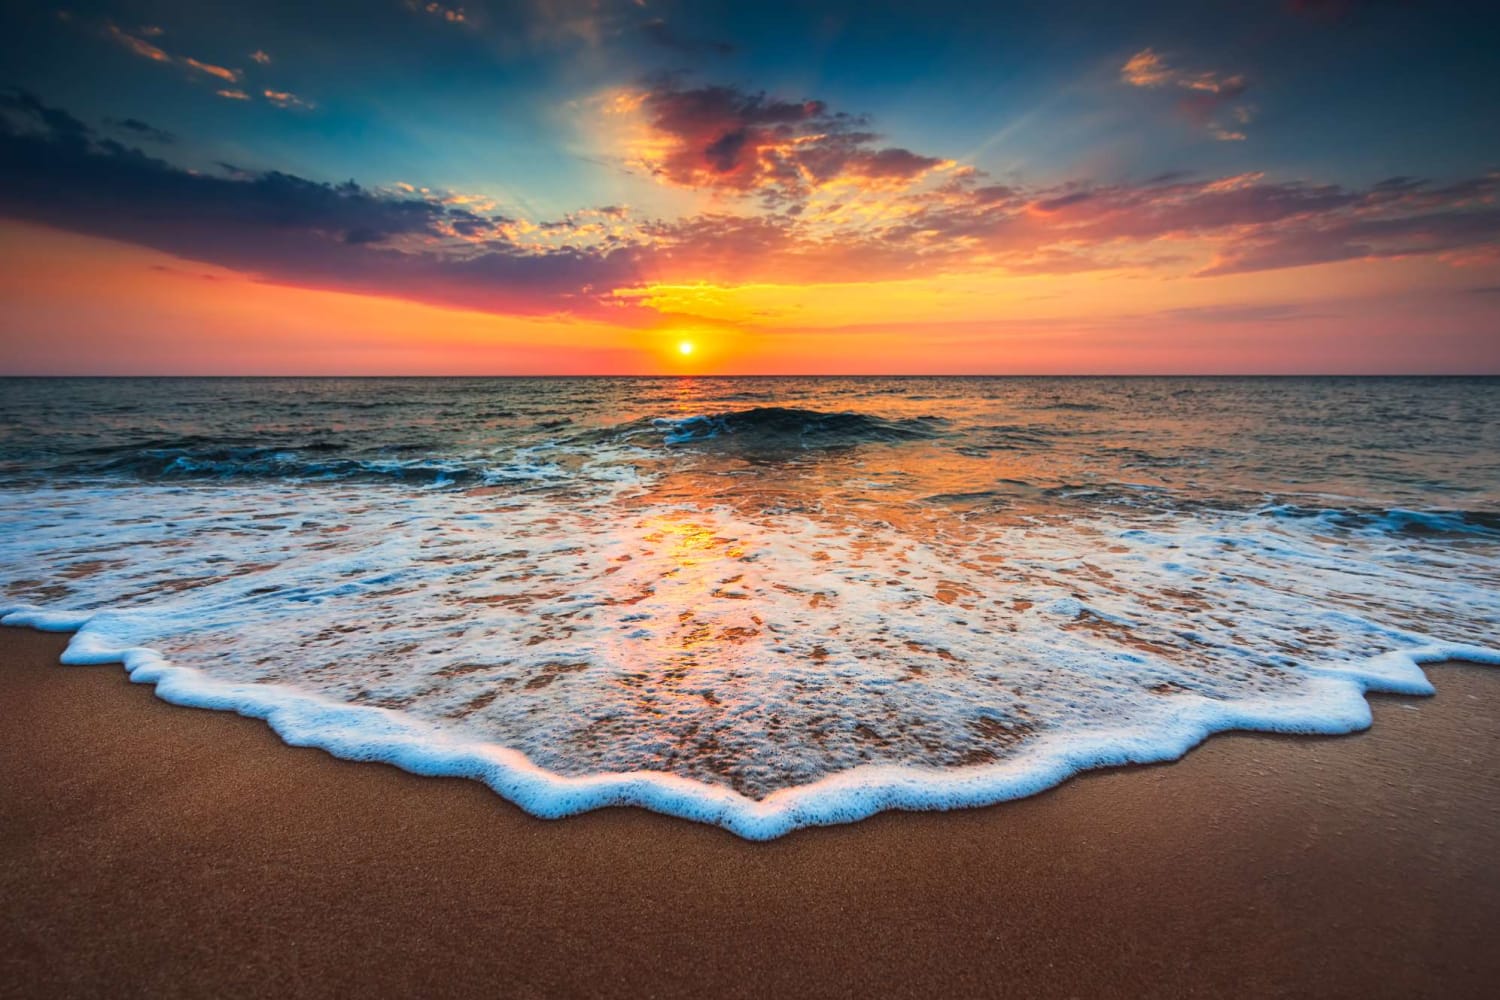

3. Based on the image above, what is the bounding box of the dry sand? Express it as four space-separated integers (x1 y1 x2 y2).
2 624 1498 999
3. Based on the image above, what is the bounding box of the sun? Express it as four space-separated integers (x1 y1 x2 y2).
677 340 695 356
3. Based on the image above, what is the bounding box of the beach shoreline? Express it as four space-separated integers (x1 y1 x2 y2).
3 623 1498 998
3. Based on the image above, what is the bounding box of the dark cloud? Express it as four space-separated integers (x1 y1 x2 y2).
1035 190 1095 212
0 90 646 318
106 117 177 144
627 80 946 208
0 88 90 139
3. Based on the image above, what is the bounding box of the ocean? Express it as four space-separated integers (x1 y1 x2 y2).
2 376 1497 838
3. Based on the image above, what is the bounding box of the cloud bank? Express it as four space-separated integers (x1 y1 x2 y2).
1 86 1496 323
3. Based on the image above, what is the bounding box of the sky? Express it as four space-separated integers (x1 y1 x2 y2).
0 0 1497 374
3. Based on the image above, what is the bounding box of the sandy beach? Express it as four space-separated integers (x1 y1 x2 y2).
2 623 1497 998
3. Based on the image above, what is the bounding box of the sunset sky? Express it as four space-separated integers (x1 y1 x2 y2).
1 0 1498 374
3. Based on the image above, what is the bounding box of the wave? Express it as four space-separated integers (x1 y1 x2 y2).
36 443 567 488
1 477 1497 839
1031 401 1109 412
1259 504 1500 536
646 407 950 449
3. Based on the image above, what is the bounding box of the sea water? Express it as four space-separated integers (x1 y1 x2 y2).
1 376 1496 838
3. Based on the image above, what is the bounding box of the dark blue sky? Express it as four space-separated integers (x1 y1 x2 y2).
7 2 1497 199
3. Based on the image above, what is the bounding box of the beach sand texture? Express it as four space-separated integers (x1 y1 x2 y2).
3 625 1497 999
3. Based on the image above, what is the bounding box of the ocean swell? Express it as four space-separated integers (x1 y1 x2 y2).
12 441 576 488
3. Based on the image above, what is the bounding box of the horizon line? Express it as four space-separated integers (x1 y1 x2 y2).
1 372 1497 380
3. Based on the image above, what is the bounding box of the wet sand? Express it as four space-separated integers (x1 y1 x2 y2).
2 624 1498 999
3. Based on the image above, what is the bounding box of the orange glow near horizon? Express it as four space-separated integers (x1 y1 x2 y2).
2 221 1498 375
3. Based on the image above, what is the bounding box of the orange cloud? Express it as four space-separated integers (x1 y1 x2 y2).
1120 49 1173 88
107 25 170 63
183 57 241 83
1121 48 1254 140
103 24 244 86
406 1 467 25
1121 47 1246 95
263 89 312 110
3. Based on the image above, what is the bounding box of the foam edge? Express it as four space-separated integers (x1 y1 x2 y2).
3 603 1496 840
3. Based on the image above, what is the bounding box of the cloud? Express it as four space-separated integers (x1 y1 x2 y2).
183 57 241 83
894 168 1500 278
630 166 1500 287
1149 303 1319 324
250 50 272 65
106 24 171 63
103 23 244 84
217 89 252 101
263 89 313 110
1121 48 1247 97
0 89 90 140
1120 49 1174 88
1194 178 1500 275
608 79 949 209
1 90 1496 327
1121 48 1254 140
0 90 646 319
106 118 176 144
406 1 467 25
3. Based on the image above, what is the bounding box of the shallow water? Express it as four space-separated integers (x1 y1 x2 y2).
2 376 1497 837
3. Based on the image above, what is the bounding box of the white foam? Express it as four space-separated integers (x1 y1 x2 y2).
2 478 1497 838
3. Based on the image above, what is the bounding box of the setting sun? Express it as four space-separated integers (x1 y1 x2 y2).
678 340 695 356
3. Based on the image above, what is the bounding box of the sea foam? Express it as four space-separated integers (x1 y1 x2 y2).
3 470 1497 838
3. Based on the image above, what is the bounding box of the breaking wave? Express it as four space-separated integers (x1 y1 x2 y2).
646 406 951 448
1258 504 1500 536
